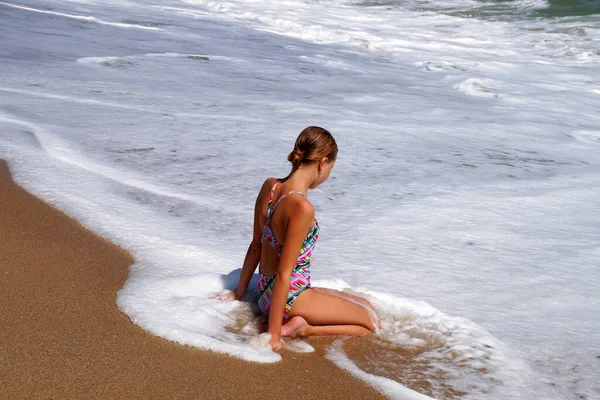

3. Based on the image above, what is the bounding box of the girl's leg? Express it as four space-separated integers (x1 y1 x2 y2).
282 288 378 338
281 316 369 337
311 287 376 311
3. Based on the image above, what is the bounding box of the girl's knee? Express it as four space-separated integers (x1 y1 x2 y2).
365 309 380 333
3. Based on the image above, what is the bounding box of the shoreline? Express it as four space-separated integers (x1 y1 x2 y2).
0 159 384 399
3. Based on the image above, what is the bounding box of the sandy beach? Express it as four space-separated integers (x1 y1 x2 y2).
0 159 384 399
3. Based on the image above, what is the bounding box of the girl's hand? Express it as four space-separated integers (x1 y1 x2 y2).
211 290 236 301
268 334 282 351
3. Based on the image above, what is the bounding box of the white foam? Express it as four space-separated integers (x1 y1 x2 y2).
314 280 532 398
118 273 282 362
0 111 215 208
0 86 158 112
76 53 233 67
284 340 315 353
570 130 600 144
326 340 434 400
455 78 501 98
0 1 163 30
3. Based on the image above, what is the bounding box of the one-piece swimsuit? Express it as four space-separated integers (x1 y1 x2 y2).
257 180 319 320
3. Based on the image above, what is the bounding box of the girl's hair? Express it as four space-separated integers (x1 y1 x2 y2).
287 126 338 170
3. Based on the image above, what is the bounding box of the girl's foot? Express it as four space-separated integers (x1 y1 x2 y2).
281 316 310 338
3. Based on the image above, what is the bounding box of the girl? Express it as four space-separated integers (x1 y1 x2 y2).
226 126 378 350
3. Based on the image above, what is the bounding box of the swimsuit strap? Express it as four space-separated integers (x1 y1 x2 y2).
266 180 307 223
269 191 306 220
266 180 280 220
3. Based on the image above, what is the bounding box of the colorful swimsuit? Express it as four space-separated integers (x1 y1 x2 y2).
257 180 319 320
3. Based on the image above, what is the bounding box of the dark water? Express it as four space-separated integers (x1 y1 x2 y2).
356 0 600 20
537 0 600 17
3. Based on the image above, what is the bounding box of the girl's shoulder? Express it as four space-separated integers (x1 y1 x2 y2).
264 177 279 187
256 177 278 203
260 177 278 193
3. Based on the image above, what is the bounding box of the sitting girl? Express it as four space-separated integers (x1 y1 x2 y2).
225 126 378 350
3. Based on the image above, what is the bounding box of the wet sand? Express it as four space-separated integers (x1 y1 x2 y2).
0 159 385 399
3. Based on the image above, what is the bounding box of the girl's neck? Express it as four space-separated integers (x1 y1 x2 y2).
283 167 316 193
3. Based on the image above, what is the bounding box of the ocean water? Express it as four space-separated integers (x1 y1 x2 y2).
1 0 599 398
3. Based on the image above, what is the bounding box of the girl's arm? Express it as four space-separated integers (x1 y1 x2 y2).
267 198 314 349
233 183 267 300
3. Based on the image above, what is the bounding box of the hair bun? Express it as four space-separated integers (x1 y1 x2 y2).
287 147 305 168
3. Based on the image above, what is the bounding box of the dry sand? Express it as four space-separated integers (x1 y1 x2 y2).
0 159 385 399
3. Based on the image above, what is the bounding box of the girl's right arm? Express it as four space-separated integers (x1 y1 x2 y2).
232 179 273 299
233 194 262 299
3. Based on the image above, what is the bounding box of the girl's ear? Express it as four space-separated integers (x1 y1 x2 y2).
319 157 329 170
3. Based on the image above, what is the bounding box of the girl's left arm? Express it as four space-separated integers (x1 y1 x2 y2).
266 200 314 349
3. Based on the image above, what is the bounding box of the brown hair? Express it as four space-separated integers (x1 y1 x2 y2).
287 126 337 170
